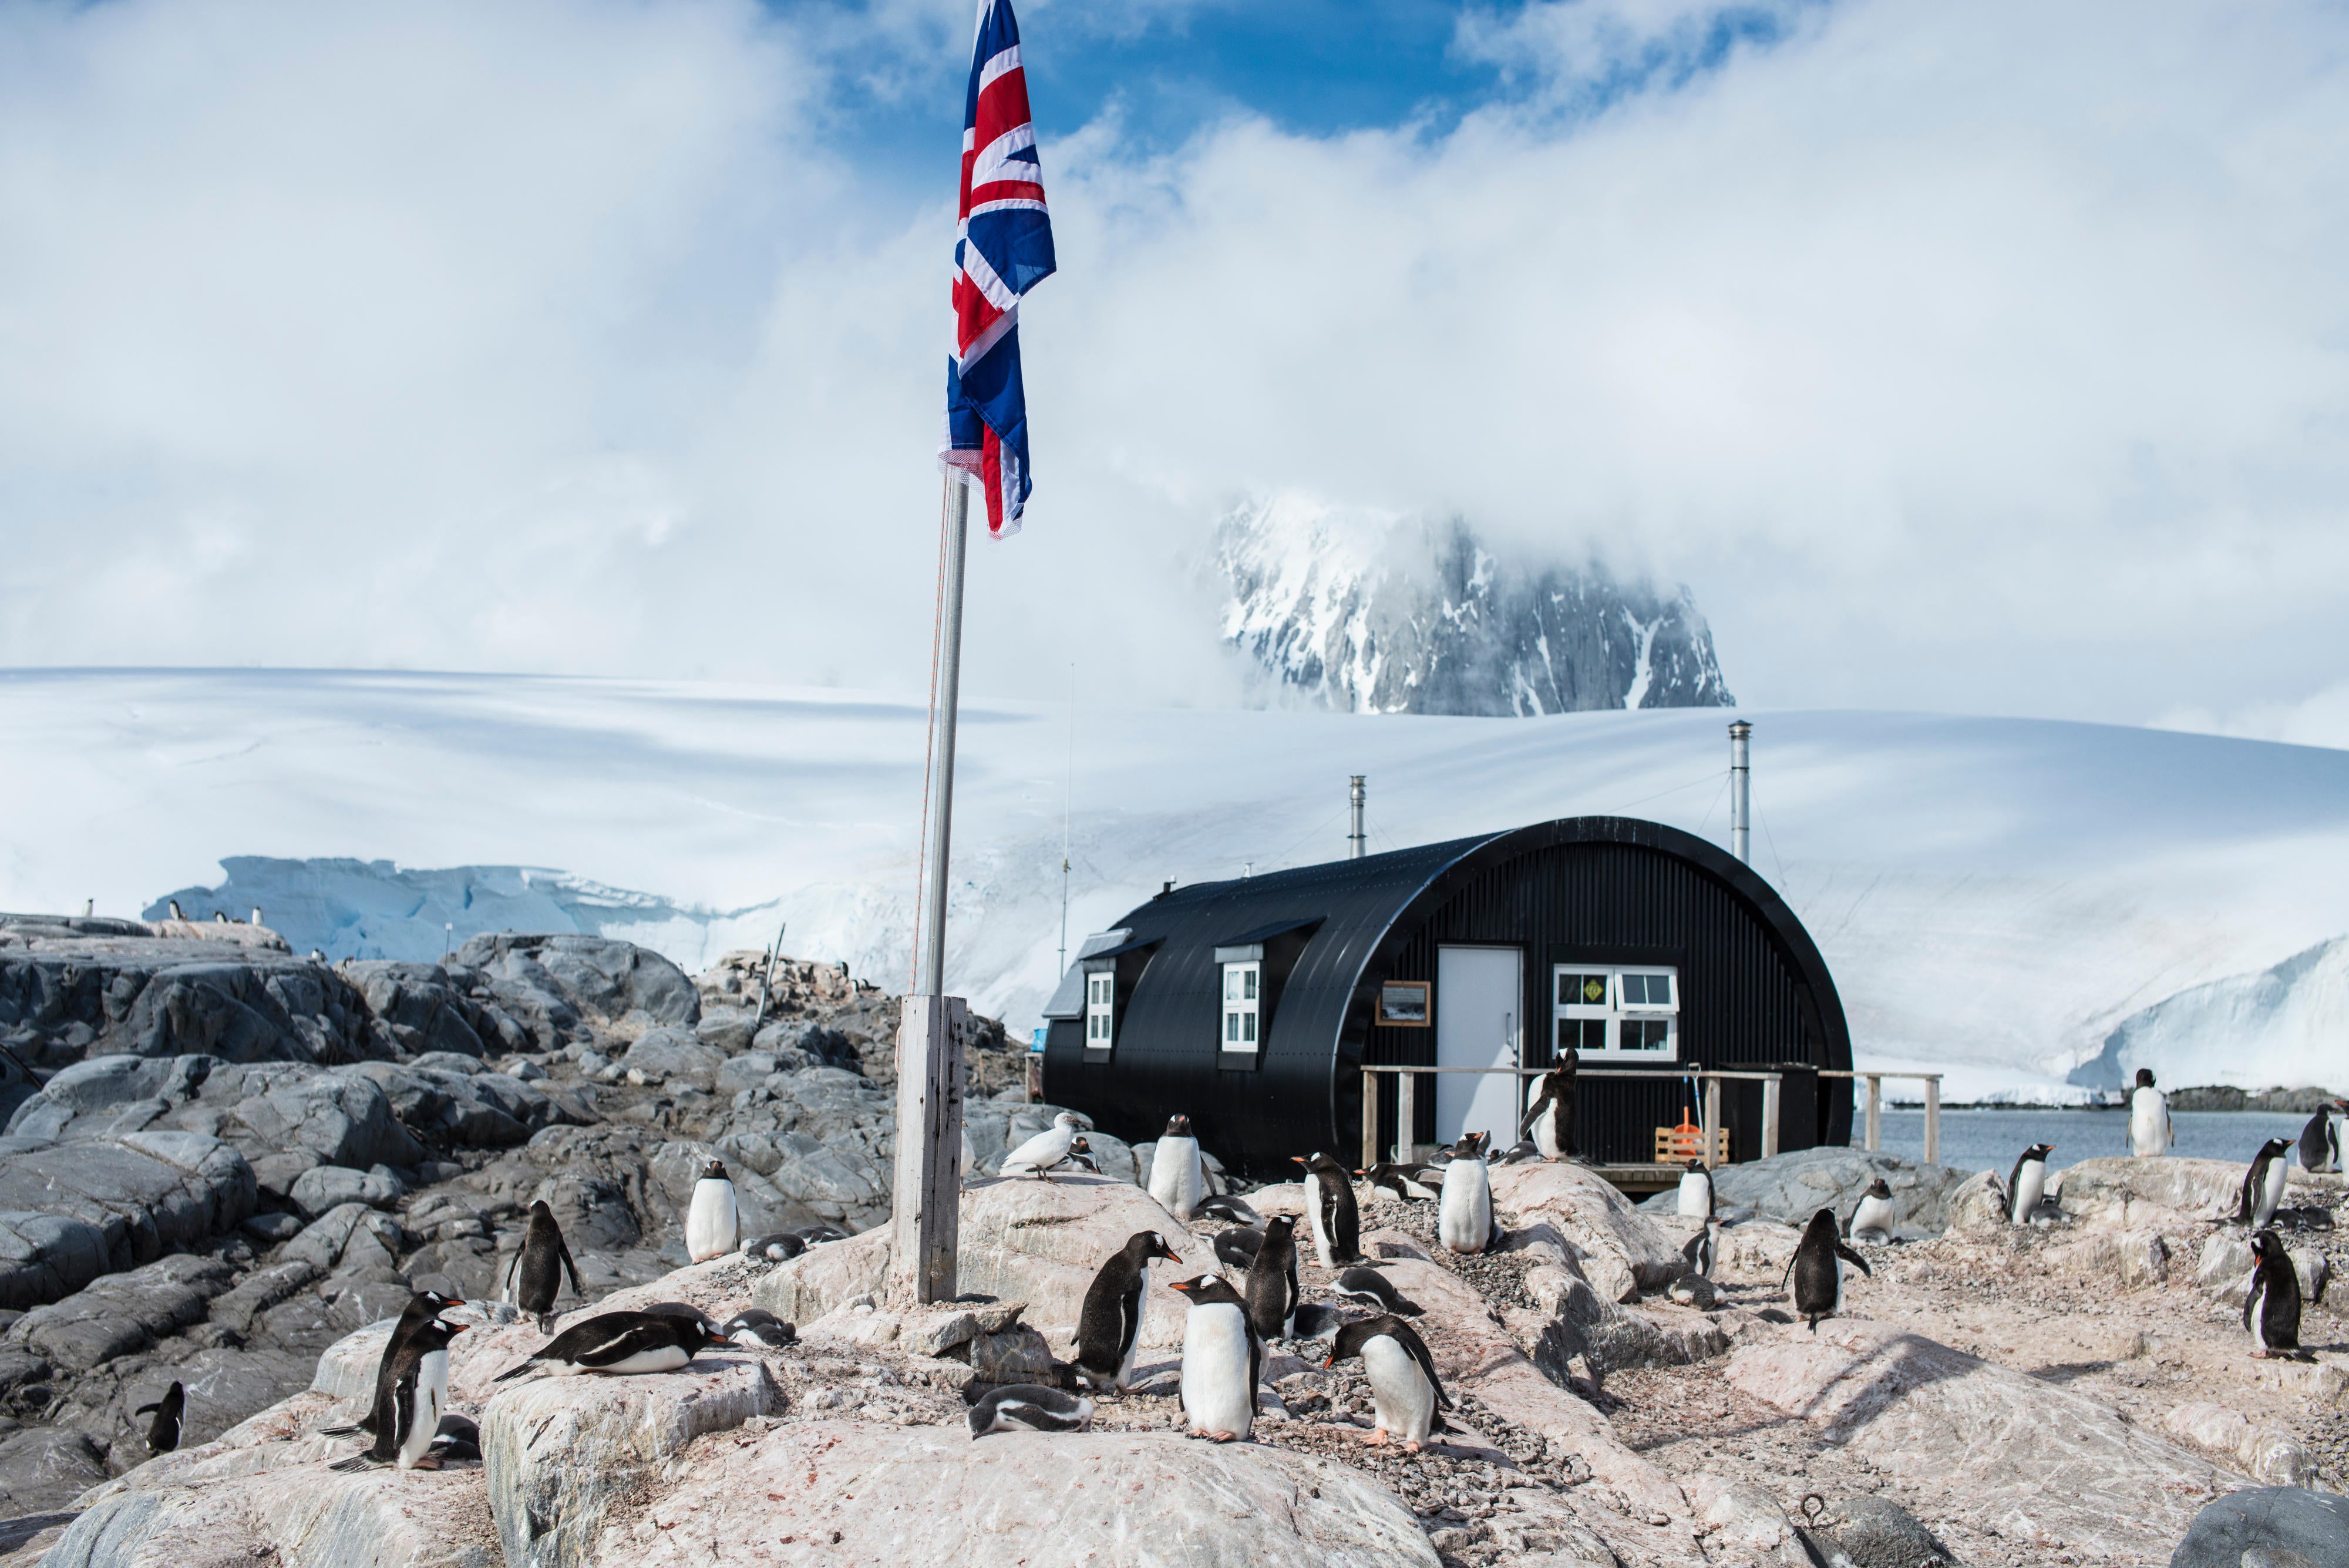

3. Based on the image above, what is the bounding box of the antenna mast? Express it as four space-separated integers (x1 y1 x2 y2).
1058 662 1074 975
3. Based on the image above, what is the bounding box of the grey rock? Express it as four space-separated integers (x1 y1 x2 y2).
0 1423 107 1516
623 1028 724 1087
1823 1495 1954 1567
2169 1486 2349 1568
694 1008 759 1054
454 933 698 1027
342 960 492 1058
527 1172 642 1253
207 1258 324 1333
715 1052 779 1097
749 1018 856 1072
240 1210 304 1243
9 1252 238 1372
224 1067 426 1170
289 1163 406 1219
284 1202 409 1275
0 1213 111 1311
0 1132 254 1281
2198 1232 2255 1302
248 1149 320 1200
1638 1146 1970 1234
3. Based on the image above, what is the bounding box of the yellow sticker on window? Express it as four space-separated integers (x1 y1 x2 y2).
1582 978 1604 1002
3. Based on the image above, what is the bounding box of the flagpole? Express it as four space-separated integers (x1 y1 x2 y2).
892 470 971 1304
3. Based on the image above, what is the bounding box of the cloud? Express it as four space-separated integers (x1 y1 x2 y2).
0 0 2343 728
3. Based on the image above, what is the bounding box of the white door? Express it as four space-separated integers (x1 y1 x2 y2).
1436 946 1522 1149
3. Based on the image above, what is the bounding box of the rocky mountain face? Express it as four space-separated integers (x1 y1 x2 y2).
1215 496 1734 716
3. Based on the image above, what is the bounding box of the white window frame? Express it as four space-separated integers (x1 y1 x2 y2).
1552 964 1680 1062
1085 970 1115 1049
1221 960 1262 1052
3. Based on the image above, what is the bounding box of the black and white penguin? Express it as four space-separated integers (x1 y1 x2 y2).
686 1160 740 1263
1681 1217 1719 1281
506 1199 583 1332
1074 1230 1184 1391
1001 1111 1083 1180
1290 1303 1349 1345
718 1309 797 1348
1677 1159 1715 1220
1332 1266 1423 1317
1149 1115 1206 1219
329 1318 468 1471
967 1382 1096 1438
317 1288 467 1445
1242 1215 1301 1340
1294 1152 1362 1269
1325 1315 1451 1452
133 1381 184 1454
788 1221 852 1246
1492 1139 1543 1166
1517 1058 1579 1161
2005 1144 2055 1226
1192 1194 1259 1227
427 1413 481 1463
2129 1068 2172 1158
2244 1229 2303 1358
2298 1102 2347 1174
1782 1208 1871 1331
739 1233 807 1263
1358 1163 1441 1202
1066 1136 1102 1173
1212 1226 1264 1273
1436 1132 1497 1255
1845 1177 1896 1243
1169 1274 1261 1442
493 1310 731 1381
2239 1138 2294 1229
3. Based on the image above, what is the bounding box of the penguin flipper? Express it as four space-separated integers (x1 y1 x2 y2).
1516 1090 1551 1141
1835 1241 1872 1276
558 1236 583 1298
133 1401 160 1416
2243 1277 2262 1337
504 1246 521 1300
316 1424 366 1438
1394 1319 1453 1411
328 1453 384 1473
493 1359 540 1382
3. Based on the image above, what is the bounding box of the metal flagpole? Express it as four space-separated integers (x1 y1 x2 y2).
914 477 971 998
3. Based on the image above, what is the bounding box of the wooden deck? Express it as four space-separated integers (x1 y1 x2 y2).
1591 1162 1689 1196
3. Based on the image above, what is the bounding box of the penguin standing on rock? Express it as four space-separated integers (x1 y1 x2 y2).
2240 1138 2293 1229
2244 1229 2303 1358
1325 1315 1451 1451
1783 1209 1870 1332
318 1289 466 1446
329 1318 468 1471
2298 1102 2346 1174
1148 1115 1206 1219
2129 1068 2172 1158
1677 1159 1714 1220
1295 1152 1362 1268
506 1200 583 1332
1437 1132 1497 1255
1242 1216 1301 1340
968 1383 1095 1438
686 1160 740 1263
1001 1112 1083 1180
494 1310 731 1381
1845 1177 1896 1243
133 1381 184 1454
1075 1230 1183 1391
2006 1144 2055 1226
1518 1057 1579 1161
1169 1275 1261 1443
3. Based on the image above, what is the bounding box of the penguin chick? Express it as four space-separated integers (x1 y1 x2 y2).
133 1380 184 1454
493 1310 731 1381
1331 1266 1423 1317
686 1160 741 1263
967 1382 1095 1438
1325 1315 1451 1451
719 1309 797 1348
427 1414 482 1463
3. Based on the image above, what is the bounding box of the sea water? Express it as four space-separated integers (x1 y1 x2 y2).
1860 1108 2315 1175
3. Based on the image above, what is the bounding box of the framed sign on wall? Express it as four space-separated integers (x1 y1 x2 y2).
1378 980 1431 1026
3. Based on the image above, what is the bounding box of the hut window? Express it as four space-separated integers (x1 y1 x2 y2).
1085 972 1115 1047
1221 961 1261 1050
1553 964 1678 1061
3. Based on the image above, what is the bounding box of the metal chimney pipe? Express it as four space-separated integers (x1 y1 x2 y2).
1348 775 1367 859
1728 721 1752 864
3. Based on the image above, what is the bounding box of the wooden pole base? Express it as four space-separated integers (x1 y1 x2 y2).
889 993 967 1304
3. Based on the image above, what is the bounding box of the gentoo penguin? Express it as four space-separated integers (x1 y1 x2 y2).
2129 1068 2172 1158
788 1221 851 1246
1295 1152 1362 1268
493 1310 730 1381
967 1382 1096 1438
2298 1102 2347 1174
1437 1132 1497 1255
685 1160 741 1263
1001 1111 1083 1180
1681 1217 1719 1281
1074 1230 1183 1391
1332 1266 1423 1317
1193 1194 1260 1227
1290 1303 1348 1345
2244 1229 2303 1359
1493 1139 1543 1166
1212 1226 1264 1273
506 1199 583 1331
718 1309 796 1348
1148 1115 1206 1219
1783 1208 1871 1332
133 1381 184 1454
1518 1058 1579 1161
1067 1136 1102 1173
2005 1144 2055 1226
1242 1215 1301 1341
427 1413 482 1463
2239 1138 2293 1229
739 1232 807 1263
1169 1275 1261 1442
1325 1315 1451 1451
1677 1159 1715 1220
317 1288 467 1444
1845 1177 1896 1243
329 1318 468 1471
1359 1162 1441 1202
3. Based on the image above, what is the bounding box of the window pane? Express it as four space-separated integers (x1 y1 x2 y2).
1243 1012 1257 1042
1581 1019 1607 1054
1224 1013 1236 1042
1243 970 1258 1000
1651 974 1671 1005
1224 970 1239 1001
1558 971 1607 1007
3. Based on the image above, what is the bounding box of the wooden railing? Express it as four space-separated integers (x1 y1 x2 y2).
1820 1069 1944 1165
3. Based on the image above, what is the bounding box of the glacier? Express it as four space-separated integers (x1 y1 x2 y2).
3 667 2347 1101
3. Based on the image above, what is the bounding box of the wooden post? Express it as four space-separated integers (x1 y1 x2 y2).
1761 1073 1782 1160
1361 1069 1378 1170
1702 1075 1723 1169
1923 1074 1941 1165
1864 1075 1882 1152
1396 1071 1417 1164
889 993 967 1304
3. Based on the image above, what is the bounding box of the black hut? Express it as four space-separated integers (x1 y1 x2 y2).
1039 816 1851 1175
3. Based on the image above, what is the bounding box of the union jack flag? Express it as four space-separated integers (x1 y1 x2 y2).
943 0 1055 539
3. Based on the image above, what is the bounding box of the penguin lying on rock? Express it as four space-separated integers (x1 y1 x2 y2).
739 1233 807 1263
1331 1266 1422 1318
133 1381 184 1454
1358 1163 1441 1202
1192 1194 1258 1227
494 1310 731 1381
1325 1315 1451 1451
1075 1230 1183 1391
428 1414 481 1463
1783 1209 1870 1332
1492 1139 1543 1166
506 1200 583 1333
968 1382 1095 1438
719 1309 797 1348
1211 1226 1263 1273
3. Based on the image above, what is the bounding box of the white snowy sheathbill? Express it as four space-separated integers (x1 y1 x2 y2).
2129 1069 2172 1158
1436 1132 1496 1255
1149 1114 1206 1219
1002 1111 1083 1180
1169 1274 1261 1443
686 1160 740 1263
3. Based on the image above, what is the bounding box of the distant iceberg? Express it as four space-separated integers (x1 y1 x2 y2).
2071 937 2349 1093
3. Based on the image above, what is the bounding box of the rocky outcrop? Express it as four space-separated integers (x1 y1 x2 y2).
2162 1401 2317 1488
453 934 698 1032
2169 1486 2349 1568
0 1133 252 1283
1636 1148 1971 1236
1488 1163 1687 1302
2054 1156 2243 1227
